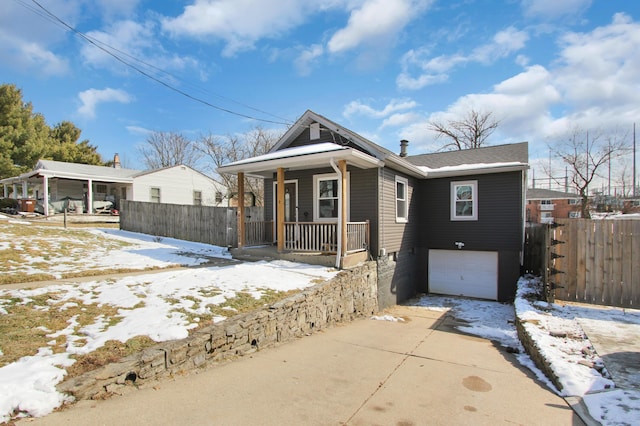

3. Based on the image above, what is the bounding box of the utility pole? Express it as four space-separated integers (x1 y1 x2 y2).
634 122 637 198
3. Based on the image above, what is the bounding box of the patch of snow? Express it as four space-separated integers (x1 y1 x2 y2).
0 348 74 424
371 315 405 322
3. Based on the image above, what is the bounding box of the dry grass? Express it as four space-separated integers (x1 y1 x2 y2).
0 295 121 368
65 336 157 379
0 221 305 380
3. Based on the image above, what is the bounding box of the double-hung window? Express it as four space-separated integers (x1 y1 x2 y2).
451 181 477 221
313 173 349 221
150 187 161 203
193 190 202 206
395 176 408 223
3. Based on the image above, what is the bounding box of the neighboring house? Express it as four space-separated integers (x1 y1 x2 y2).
526 188 581 223
0 158 229 215
218 110 529 307
131 164 227 207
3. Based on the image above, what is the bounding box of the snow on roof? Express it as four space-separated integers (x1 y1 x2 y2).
417 161 524 173
36 159 141 179
223 142 347 167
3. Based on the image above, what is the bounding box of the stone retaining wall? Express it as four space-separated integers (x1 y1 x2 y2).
515 317 563 392
59 262 378 400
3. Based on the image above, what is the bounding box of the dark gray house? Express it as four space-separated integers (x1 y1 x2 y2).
218 110 528 307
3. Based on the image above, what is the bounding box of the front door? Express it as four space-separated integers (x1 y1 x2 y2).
284 182 297 222
273 180 298 243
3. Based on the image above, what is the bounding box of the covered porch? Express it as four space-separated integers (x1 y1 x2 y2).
1 162 133 216
219 143 382 269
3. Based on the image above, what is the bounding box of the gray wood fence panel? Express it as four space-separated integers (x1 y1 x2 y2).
120 200 264 248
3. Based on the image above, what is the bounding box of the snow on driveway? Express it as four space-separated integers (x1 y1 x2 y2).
411 277 640 426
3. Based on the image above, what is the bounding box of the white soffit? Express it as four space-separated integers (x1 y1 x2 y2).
217 143 383 177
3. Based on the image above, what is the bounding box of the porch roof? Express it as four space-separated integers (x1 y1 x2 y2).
0 159 139 185
217 142 384 177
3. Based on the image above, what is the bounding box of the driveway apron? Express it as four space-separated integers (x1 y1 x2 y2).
22 305 582 426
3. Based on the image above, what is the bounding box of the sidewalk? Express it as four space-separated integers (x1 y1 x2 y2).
23 305 581 425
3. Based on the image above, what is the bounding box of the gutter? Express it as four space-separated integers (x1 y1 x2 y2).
330 158 342 269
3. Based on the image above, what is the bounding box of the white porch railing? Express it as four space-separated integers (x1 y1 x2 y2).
244 221 370 254
281 221 369 253
346 221 369 253
284 222 337 252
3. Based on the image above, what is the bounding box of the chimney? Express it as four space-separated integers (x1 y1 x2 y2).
399 140 409 157
113 153 121 169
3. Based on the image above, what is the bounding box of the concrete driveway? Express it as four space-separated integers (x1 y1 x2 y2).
23 305 582 426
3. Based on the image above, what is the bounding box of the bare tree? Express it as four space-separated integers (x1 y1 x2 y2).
139 131 202 169
550 128 628 219
197 126 282 205
428 109 499 150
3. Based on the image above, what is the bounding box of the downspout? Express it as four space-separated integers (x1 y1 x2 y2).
330 158 342 269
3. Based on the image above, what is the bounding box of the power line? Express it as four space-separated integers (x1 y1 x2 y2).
21 0 294 126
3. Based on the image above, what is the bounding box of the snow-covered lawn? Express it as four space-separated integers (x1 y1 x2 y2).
0 222 338 423
411 277 640 426
0 217 230 282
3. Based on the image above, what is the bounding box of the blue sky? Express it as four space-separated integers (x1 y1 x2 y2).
2 0 639 190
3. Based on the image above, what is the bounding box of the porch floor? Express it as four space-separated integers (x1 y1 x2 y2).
230 245 368 269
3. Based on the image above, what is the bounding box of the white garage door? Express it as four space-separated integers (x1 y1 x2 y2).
428 250 498 300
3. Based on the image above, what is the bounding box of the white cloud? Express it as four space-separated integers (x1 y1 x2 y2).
0 1 76 76
295 44 324 76
95 0 142 21
82 19 200 75
343 98 418 119
327 0 431 54
522 0 592 20
397 27 529 90
380 112 423 128
0 32 69 76
126 125 153 136
162 0 314 56
77 88 133 119
395 13 640 160
471 27 529 64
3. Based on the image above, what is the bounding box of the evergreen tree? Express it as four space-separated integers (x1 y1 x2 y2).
0 84 104 180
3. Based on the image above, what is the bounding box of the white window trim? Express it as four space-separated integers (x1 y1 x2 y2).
451 180 478 221
150 187 161 203
193 190 202 206
395 176 408 223
312 172 350 222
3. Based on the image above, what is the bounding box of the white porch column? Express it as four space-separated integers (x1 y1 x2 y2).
3 185 7 198
42 176 49 216
87 179 93 214
12 184 17 198
21 181 28 198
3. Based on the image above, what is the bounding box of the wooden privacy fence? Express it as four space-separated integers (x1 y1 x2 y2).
120 200 263 248
525 219 639 308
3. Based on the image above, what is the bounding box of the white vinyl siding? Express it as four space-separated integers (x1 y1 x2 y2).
131 165 228 206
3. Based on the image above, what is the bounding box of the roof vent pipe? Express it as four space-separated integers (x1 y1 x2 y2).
113 153 121 169
400 140 409 157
